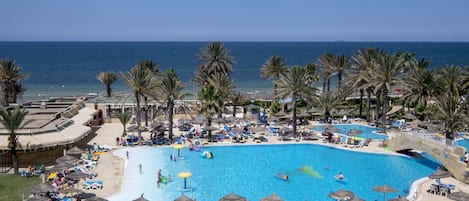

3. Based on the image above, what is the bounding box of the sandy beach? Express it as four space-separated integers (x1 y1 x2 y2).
83 120 469 201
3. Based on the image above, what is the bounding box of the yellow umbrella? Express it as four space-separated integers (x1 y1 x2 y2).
178 171 192 189
173 144 185 157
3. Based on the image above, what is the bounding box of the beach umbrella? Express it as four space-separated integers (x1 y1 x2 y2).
347 129 363 136
173 144 184 157
373 184 398 201
85 196 109 201
66 146 85 155
55 155 79 164
429 167 453 179
448 191 469 201
219 192 247 201
25 196 49 201
50 162 74 171
328 189 355 201
261 192 284 201
133 193 149 201
73 193 97 200
60 188 84 195
178 171 193 190
30 183 55 194
65 172 88 180
174 192 195 201
388 197 409 201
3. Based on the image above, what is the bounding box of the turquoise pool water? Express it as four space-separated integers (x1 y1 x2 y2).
314 124 388 140
455 139 469 151
108 144 438 201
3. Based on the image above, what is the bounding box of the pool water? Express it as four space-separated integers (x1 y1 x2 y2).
109 144 438 201
314 124 388 140
455 139 469 151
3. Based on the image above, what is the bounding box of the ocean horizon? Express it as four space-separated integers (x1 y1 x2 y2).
1 41 469 102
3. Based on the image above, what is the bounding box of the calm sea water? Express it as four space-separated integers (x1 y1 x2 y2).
1 42 469 101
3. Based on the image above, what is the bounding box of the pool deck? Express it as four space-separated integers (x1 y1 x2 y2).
83 120 469 201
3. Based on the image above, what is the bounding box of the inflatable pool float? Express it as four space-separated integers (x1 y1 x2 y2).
190 146 201 152
335 175 347 183
298 165 323 178
275 173 289 181
200 151 214 159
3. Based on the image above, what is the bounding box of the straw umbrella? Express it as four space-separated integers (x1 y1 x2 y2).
25 196 49 201
85 196 109 201
447 191 469 201
66 146 84 155
328 189 355 201
50 162 74 172
30 183 55 194
55 155 79 164
428 167 453 179
261 192 284 201
219 192 247 201
174 192 195 201
133 193 149 201
373 184 398 201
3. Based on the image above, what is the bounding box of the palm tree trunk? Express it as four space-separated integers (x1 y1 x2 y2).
232 105 237 117
382 88 388 134
366 88 371 122
11 142 19 174
322 80 326 94
144 96 149 127
359 89 364 118
375 90 381 123
135 92 143 145
207 117 212 142
337 73 342 92
106 84 112 97
168 100 174 141
327 78 331 92
292 96 297 138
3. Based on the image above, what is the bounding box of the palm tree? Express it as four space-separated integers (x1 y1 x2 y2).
330 54 351 92
364 53 406 133
197 85 223 142
350 48 382 120
273 65 317 137
433 93 466 145
97 71 117 97
115 109 131 136
0 106 29 174
317 53 335 93
206 73 235 118
137 60 159 127
120 65 157 145
153 68 185 141
310 92 343 124
260 56 287 97
402 69 442 114
0 59 29 106
194 42 235 87
229 91 245 117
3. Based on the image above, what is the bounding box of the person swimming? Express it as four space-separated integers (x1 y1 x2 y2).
336 172 345 180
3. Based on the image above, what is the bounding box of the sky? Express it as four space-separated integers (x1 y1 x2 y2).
1 0 469 41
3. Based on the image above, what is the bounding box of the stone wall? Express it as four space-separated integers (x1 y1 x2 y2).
389 132 469 182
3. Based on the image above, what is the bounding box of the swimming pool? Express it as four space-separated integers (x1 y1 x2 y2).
314 124 388 140
108 144 438 201
454 139 469 151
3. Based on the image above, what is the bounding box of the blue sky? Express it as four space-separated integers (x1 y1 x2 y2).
1 0 468 41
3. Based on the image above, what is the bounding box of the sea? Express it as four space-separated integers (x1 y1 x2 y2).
1 42 469 102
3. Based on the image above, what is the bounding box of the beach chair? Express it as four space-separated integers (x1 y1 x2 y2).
435 178 456 190
82 180 103 190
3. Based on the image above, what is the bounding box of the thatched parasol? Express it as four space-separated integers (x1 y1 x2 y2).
219 192 247 201
174 193 195 201
66 146 85 155
30 183 55 194
373 184 398 201
133 193 149 201
50 162 74 171
55 155 79 164
328 189 355 201
261 192 284 201
429 167 453 179
448 191 469 201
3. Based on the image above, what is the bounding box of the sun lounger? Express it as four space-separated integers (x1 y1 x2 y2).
82 180 103 190
435 179 455 190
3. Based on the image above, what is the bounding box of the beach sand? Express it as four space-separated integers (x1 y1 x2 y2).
84 120 469 201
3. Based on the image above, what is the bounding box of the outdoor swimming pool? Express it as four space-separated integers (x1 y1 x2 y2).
314 124 388 140
109 144 438 201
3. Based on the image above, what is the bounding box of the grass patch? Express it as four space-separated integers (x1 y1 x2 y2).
0 174 41 201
